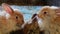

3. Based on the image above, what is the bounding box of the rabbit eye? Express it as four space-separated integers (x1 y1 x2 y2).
44 12 47 14
16 16 18 19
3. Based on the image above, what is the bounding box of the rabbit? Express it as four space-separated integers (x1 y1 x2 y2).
22 14 44 34
37 6 60 34
0 3 24 34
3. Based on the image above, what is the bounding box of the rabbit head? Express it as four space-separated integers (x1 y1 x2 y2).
0 3 24 34
36 6 60 31
37 6 60 21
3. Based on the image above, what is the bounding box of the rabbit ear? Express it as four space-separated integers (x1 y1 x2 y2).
2 3 14 14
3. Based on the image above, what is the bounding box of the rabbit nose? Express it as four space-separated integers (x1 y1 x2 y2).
16 23 22 27
16 22 25 29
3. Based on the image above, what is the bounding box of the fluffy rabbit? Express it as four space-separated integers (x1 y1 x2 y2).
37 6 60 34
22 14 43 34
0 3 24 34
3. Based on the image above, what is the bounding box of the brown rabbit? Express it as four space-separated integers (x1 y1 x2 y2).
22 14 44 34
37 6 60 34
0 3 24 34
